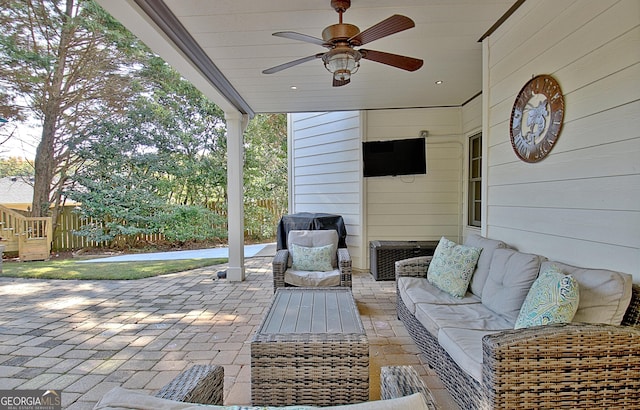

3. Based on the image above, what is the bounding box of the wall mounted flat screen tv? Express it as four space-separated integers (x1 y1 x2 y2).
363 137 426 177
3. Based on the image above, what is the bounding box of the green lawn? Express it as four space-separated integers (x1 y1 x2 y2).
0 258 227 280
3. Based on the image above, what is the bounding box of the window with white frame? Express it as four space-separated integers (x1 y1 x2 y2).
468 133 481 227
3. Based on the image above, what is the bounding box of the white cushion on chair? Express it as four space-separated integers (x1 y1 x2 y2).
287 230 339 268
283 230 342 287
285 268 341 287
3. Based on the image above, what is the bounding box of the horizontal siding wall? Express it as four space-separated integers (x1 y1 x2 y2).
485 0 640 281
365 107 464 269
289 111 364 269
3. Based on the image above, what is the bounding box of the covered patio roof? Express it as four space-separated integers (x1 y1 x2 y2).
96 0 519 116
94 0 521 281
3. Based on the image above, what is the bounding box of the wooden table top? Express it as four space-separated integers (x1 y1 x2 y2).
258 288 364 335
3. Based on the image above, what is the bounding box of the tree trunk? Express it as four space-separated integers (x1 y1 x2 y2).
32 117 56 217
31 0 74 217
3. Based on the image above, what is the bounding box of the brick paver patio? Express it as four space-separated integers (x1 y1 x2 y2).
0 254 457 409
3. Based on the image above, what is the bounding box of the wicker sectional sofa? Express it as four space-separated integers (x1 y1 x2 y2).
396 234 640 409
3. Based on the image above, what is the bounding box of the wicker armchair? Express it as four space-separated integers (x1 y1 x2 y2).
395 255 640 409
272 230 352 292
154 364 224 404
155 365 438 408
94 365 438 408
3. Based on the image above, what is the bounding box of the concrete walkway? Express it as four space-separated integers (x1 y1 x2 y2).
78 243 276 263
0 255 458 409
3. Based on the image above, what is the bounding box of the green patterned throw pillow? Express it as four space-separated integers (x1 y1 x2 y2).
515 265 579 329
427 237 482 298
290 243 334 272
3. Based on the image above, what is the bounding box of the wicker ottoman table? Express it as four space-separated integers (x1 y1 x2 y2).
251 287 369 406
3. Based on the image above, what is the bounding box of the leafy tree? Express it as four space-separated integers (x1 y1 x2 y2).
161 206 226 243
69 109 288 245
0 157 34 178
0 0 142 220
243 114 288 238
2 0 288 247
67 55 229 245
135 56 228 208
0 120 15 152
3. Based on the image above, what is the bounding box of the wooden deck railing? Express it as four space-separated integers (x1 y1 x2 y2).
0 204 52 261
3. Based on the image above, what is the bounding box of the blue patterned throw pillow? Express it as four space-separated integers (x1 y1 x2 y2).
515 265 579 329
290 243 334 271
427 237 482 298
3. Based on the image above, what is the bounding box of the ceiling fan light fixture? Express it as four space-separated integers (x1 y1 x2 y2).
323 48 361 81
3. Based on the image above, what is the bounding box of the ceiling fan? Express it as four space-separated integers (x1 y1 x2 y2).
262 0 424 87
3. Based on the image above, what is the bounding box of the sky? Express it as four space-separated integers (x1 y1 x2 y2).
0 121 39 160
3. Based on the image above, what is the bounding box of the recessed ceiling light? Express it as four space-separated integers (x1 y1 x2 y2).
290 86 298 90
435 80 443 85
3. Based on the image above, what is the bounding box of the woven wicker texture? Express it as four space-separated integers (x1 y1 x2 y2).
272 247 352 292
370 241 438 281
622 284 640 326
396 259 640 409
381 365 439 409
397 289 486 406
393 255 432 279
251 288 368 406
153 365 434 407
483 323 640 409
154 364 224 405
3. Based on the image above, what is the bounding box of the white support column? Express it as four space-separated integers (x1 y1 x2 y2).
225 111 248 281
481 38 490 238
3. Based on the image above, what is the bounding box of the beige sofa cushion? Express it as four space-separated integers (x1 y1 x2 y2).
438 327 504 383
464 234 509 297
93 387 431 410
414 302 513 336
481 249 545 323
398 276 480 315
285 268 341 287
542 261 633 325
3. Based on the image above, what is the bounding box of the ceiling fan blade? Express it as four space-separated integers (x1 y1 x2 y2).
349 15 415 46
333 77 350 87
263 53 325 74
360 49 423 71
273 31 327 46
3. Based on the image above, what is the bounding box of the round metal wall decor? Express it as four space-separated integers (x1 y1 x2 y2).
510 74 565 163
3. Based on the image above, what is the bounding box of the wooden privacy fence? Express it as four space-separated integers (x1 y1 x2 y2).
53 206 111 251
52 199 287 252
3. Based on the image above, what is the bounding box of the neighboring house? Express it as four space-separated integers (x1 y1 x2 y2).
0 176 78 211
0 176 35 212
